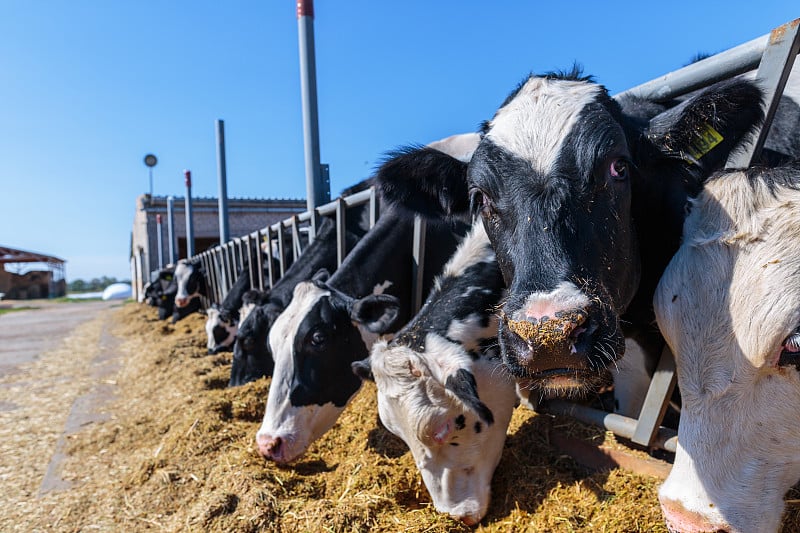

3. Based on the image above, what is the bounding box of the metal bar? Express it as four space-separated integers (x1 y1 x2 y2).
215 247 225 302
542 400 678 454
255 229 265 291
276 223 286 278
615 33 769 102
226 242 235 293
167 196 177 265
245 236 255 289
184 170 194 258
236 238 245 275
411 216 426 313
156 214 164 269
216 119 231 244
728 19 800 167
291 215 302 261
297 0 329 210
264 227 275 289
631 345 679 448
207 252 220 306
335 198 345 266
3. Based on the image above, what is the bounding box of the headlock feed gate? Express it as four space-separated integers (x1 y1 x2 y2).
188 18 800 464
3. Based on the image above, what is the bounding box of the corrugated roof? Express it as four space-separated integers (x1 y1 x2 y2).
0 246 65 264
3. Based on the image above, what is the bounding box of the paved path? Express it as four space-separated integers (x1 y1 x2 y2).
0 300 118 375
0 300 125 504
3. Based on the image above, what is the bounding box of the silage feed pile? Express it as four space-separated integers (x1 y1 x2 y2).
28 303 800 532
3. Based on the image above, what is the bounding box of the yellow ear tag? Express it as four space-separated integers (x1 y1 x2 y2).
686 123 723 160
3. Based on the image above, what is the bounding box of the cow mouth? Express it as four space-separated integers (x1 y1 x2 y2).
517 369 599 395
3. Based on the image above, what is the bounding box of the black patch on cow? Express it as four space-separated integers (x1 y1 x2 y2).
229 304 278 387
213 324 230 345
394 259 504 352
375 146 470 220
474 421 482 434
455 414 466 430
288 297 366 408
445 369 494 426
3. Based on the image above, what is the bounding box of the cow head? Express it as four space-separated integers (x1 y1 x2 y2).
205 305 237 354
228 301 281 386
377 73 763 395
255 274 401 463
362 337 516 525
656 164 800 533
174 259 206 308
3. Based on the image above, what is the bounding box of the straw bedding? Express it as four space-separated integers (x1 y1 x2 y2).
3 302 799 532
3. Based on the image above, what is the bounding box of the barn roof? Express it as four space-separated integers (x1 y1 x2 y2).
0 246 65 264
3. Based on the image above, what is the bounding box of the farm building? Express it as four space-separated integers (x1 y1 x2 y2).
0 246 67 299
130 194 305 295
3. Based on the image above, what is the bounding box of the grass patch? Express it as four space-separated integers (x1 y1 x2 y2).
0 306 39 315
54 297 103 303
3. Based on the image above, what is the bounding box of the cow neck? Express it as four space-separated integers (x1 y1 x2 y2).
327 211 415 298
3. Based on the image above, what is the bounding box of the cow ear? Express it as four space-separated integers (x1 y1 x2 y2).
445 368 494 426
641 78 764 184
375 145 471 220
312 268 330 284
351 358 374 381
350 294 401 334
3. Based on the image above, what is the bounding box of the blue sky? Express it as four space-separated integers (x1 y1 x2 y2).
0 1 793 281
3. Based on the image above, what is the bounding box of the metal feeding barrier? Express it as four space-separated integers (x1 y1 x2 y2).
189 18 800 461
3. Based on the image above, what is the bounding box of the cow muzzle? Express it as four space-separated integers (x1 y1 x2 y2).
498 304 621 391
659 496 733 533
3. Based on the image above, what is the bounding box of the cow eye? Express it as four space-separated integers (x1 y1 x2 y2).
469 187 496 218
241 337 255 351
609 158 629 180
778 331 800 367
310 329 327 347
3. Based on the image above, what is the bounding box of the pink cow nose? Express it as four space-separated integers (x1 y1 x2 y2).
659 497 731 533
256 434 284 462
454 511 481 527
175 297 189 308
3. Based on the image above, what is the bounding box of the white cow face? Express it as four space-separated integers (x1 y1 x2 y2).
205 306 237 354
367 336 517 525
256 279 400 463
174 259 203 308
655 168 800 533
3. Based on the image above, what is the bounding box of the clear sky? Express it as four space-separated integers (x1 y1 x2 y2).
0 1 794 281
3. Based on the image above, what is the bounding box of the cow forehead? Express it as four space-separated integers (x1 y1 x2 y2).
269 282 329 359
486 77 605 175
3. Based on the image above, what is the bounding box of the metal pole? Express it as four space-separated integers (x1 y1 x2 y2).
216 119 230 244
156 214 164 269
149 167 153 198
184 170 195 258
167 196 177 265
297 0 329 211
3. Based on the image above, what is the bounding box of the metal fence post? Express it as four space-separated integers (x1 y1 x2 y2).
167 196 177 265
184 170 195 258
156 214 164 269
216 119 230 244
297 0 329 211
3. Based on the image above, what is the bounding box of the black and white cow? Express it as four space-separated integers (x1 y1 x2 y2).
354 219 516 525
376 71 766 396
655 162 800 533
229 176 378 387
173 258 207 309
205 268 255 354
255 208 468 463
228 213 368 387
